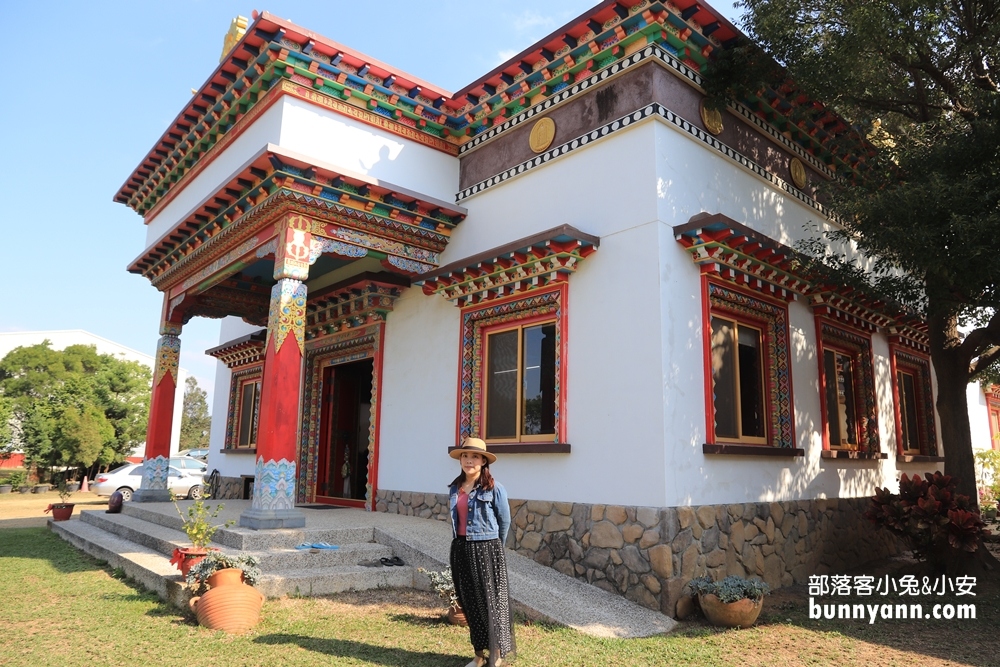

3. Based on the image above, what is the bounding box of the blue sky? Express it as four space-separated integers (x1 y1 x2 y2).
0 0 741 410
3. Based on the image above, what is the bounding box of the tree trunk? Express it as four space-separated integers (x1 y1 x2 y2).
928 311 978 507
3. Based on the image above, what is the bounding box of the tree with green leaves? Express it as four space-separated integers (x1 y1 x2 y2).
179 375 211 450
703 0 1000 506
0 341 152 478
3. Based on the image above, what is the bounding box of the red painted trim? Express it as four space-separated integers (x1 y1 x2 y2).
889 344 933 456
558 281 569 445
814 311 831 450
701 274 715 445
312 496 367 509
369 323 386 510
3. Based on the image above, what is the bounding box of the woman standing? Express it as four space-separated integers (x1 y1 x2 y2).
449 437 515 667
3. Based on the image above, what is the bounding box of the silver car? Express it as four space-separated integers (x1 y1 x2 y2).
92 463 204 502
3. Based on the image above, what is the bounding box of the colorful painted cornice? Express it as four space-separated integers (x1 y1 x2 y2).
115 1 869 221
674 213 928 346
305 273 408 340
416 225 599 307
206 329 267 368
127 147 466 285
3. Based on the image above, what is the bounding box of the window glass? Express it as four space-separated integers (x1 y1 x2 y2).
238 380 260 447
522 323 556 436
737 325 765 439
486 329 518 439
710 317 738 439
899 370 920 451
825 350 858 447
131 466 144 477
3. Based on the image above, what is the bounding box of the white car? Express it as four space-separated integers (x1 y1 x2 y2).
170 457 208 475
92 463 204 502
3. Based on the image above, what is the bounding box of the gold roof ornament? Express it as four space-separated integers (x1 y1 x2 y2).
221 16 249 62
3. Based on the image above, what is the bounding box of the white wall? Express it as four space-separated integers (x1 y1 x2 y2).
969 382 993 452
278 97 459 203
206 317 264 479
0 330 187 456
144 102 286 246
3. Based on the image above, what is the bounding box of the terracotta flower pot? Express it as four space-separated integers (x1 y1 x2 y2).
698 593 764 629
171 547 210 578
45 503 75 521
447 603 468 626
189 583 265 633
207 567 245 588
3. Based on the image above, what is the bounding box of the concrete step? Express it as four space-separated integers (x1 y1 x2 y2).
256 564 416 597
121 502 377 551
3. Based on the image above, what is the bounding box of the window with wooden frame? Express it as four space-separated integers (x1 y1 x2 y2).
703 281 794 449
816 321 879 454
226 365 263 450
986 387 1000 451
890 349 938 457
483 320 557 442
459 284 569 452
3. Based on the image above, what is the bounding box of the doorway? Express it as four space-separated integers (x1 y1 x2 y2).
316 358 373 504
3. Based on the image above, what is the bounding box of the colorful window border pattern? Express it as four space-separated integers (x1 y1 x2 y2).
300 322 384 509
703 280 794 448
459 284 568 446
816 320 879 454
890 347 938 457
225 364 263 450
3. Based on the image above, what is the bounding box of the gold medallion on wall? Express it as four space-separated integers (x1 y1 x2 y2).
529 117 556 153
699 99 724 136
789 157 808 189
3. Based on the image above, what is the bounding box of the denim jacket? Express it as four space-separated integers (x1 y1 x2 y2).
449 480 511 545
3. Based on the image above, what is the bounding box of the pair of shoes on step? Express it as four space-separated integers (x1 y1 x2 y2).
379 556 405 566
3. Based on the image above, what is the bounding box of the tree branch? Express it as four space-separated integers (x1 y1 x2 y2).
960 311 1000 359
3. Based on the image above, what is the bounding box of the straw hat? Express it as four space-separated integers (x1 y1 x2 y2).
449 437 497 464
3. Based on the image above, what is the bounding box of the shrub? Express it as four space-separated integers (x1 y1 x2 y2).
688 575 771 603
866 472 988 567
170 492 234 548
5 471 27 489
417 566 458 606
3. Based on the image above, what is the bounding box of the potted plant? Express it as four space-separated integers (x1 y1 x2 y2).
186 551 265 633
689 575 771 628
169 492 234 577
43 482 75 521
418 566 467 626
185 551 262 594
8 471 29 494
979 487 997 522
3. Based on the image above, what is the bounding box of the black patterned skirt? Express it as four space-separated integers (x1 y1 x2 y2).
450 537 516 665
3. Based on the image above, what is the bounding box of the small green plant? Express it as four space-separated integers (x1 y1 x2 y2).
56 481 74 504
185 551 261 594
170 491 234 548
689 575 771 603
418 566 458 606
6 470 27 489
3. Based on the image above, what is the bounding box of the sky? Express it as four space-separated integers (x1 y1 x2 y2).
0 0 742 412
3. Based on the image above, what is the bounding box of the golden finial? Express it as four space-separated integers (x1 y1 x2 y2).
221 15 249 62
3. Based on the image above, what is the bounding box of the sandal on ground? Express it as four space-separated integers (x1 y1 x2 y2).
388 556 405 566
379 557 393 566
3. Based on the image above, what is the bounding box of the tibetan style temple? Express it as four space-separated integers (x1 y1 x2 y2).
117 1 951 614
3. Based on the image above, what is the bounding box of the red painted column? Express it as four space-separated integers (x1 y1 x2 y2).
134 321 182 502
240 215 312 529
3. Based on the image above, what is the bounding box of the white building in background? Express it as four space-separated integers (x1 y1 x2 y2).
0 330 188 457
118 2 981 615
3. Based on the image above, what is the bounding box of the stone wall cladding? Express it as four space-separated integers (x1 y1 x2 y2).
374 490 899 617
213 475 245 500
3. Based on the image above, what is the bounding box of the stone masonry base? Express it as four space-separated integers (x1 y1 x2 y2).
375 490 900 617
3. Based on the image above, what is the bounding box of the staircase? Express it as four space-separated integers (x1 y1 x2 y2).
51 503 417 608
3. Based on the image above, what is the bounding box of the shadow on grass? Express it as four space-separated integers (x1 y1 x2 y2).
255 633 468 666
0 527 106 574
387 612 446 627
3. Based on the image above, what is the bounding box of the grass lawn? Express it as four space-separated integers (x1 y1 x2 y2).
1 499 998 666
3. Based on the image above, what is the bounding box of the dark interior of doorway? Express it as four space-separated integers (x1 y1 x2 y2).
317 358 373 502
